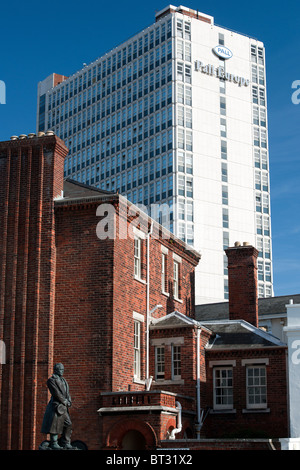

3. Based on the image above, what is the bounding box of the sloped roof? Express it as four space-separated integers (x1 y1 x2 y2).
202 320 286 350
55 180 201 262
150 312 286 350
61 178 115 200
195 294 300 322
150 311 203 330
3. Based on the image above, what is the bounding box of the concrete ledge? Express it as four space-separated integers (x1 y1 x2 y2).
160 438 282 451
279 438 300 450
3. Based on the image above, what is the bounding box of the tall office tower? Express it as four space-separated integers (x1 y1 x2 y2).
36 5 273 304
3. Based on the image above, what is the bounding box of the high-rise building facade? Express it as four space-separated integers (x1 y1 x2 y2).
36 5 273 304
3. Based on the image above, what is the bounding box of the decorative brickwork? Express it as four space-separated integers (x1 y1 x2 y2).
0 135 68 450
0 135 288 451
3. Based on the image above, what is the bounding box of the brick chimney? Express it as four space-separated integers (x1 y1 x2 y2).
225 242 259 327
0 132 68 450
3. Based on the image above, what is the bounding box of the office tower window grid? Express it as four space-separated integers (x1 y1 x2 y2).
175 17 194 245
218 34 229 299
37 6 274 302
251 44 272 298
47 18 177 230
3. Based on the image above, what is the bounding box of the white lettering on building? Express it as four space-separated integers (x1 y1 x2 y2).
195 61 250 87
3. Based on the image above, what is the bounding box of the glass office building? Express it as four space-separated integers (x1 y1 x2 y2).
36 5 273 304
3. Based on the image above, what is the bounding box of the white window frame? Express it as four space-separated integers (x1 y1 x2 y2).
184 41 191 62
133 320 141 380
134 236 142 279
246 365 267 409
161 252 168 294
172 345 181 380
173 260 180 299
155 346 165 380
213 366 234 411
264 237 271 258
252 65 258 83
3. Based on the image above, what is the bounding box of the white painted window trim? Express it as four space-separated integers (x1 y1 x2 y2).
213 366 234 411
172 344 182 380
151 337 184 346
245 363 268 410
133 226 146 239
173 253 182 263
161 244 169 254
134 236 142 280
241 358 269 366
133 311 144 322
133 319 141 381
209 360 236 368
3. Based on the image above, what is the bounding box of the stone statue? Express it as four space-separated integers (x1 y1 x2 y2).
41 363 74 450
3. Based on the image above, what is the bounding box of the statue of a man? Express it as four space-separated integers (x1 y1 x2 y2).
41 363 73 449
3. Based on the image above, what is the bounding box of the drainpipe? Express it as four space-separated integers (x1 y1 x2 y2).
195 326 202 439
146 222 154 380
169 402 182 439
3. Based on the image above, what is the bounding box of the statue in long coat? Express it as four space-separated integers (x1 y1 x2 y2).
41 363 73 449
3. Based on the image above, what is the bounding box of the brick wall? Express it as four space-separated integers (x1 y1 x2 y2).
0 135 68 450
225 244 259 327
99 390 194 448
52 197 200 449
202 347 288 439
53 200 117 449
0 134 288 451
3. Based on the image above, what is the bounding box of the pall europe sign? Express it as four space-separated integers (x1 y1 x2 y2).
195 46 250 88
194 61 250 87
213 45 233 60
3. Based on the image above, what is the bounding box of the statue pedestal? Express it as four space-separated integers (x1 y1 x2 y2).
38 439 86 450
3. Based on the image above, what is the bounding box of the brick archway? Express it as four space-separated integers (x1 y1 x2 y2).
163 416 194 440
163 417 177 439
105 417 158 450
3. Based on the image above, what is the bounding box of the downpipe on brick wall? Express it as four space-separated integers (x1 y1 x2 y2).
195 327 211 438
146 222 154 381
169 402 182 439
195 327 202 439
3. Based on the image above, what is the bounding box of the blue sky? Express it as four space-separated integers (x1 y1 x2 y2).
0 0 299 297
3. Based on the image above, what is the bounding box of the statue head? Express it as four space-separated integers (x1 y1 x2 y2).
53 363 64 377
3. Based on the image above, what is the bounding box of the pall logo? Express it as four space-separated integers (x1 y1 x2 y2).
213 45 233 60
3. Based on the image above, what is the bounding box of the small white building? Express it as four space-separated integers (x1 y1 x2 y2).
280 300 300 449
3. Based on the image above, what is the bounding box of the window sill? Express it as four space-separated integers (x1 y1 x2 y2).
133 378 146 386
242 408 270 414
154 379 184 385
210 409 236 415
174 297 183 304
162 291 169 297
134 276 146 285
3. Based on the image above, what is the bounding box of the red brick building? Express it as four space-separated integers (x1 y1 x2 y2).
0 134 288 450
